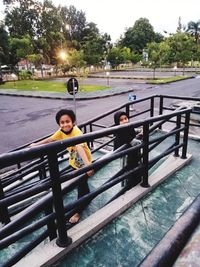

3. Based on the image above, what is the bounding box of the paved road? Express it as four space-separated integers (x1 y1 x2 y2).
1 77 200 154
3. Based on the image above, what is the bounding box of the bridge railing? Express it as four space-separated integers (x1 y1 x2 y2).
0 104 192 267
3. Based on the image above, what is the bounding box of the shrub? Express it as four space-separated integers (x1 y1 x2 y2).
18 70 32 80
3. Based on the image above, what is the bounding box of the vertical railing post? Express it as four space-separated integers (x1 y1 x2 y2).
140 122 150 188
150 97 154 126
38 157 46 180
159 96 163 130
174 114 181 157
126 105 130 119
42 159 57 241
48 152 72 247
89 123 94 149
0 178 10 224
45 202 57 241
181 111 190 159
38 156 48 180
17 162 21 170
83 125 87 134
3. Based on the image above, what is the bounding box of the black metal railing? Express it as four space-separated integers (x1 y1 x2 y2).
1 94 198 266
0 99 192 266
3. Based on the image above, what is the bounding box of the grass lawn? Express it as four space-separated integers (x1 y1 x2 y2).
147 75 194 84
0 80 110 92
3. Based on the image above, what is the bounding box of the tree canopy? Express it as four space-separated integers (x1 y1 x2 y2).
187 20 200 43
118 18 156 53
1 0 111 66
1 1 200 70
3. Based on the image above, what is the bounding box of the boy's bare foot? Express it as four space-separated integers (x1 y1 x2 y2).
69 213 80 224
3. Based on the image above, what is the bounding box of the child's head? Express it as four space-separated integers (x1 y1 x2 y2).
55 109 76 133
114 111 129 125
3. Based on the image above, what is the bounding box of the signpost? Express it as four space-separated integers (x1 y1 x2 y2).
128 94 136 111
66 77 79 119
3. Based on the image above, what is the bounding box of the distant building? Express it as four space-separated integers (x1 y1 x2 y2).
17 59 34 71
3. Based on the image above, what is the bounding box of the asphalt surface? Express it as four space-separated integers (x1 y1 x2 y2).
1 76 200 154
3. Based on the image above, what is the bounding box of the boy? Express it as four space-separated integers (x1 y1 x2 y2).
113 110 142 189
113 111 136 149
30 109 93 224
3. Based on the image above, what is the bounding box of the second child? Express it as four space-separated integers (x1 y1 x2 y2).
113 110 142 188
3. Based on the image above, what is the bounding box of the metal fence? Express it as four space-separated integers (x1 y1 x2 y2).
0 94 197 266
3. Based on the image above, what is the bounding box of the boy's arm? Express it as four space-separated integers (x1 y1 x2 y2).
29 137 54 147
76 144 93 176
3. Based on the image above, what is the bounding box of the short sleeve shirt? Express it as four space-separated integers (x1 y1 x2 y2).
50 125 92 169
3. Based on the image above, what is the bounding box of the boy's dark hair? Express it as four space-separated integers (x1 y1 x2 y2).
55 109 76 125
114 111 128 125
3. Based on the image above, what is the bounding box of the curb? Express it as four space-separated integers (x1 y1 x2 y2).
0 88 142 100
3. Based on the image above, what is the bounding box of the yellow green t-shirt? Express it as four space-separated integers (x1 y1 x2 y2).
50 125 92 169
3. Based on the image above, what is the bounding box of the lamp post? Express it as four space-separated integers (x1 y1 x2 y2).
173 66 177 76
65 24 71 34
63 23 72 44
59 23 71 74
106 71 110 86
11 73 17 87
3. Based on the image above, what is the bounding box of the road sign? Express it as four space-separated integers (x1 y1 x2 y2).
128 94 136 102
66 78 79 95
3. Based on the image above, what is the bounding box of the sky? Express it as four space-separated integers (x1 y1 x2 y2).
0 0 200 42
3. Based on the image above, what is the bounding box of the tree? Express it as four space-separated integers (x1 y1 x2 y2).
107 47 129 68
176 16 185 33
166 32 196 74
129 52 142 64
154 32 164 43
9 35 34 66
68 49 85 69
81 23 111 66
3 0 111 67
0 22 10 64
195 45 200 64
5 0 41 39
59 5 87 47
147 41 170 78
27 53 44 68
37 0 62 37
119 18 155 53
187 20 200 44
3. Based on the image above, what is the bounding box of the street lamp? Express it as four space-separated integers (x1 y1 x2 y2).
11 73 17 87
65 24 72 38
60 51 67 62
173 66 177 76
65 24 71 32
106 71 110 86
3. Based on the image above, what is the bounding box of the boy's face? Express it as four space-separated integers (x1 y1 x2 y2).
59 114 74 132
119 115 129 125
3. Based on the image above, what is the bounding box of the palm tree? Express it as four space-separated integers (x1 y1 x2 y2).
187 20 200 44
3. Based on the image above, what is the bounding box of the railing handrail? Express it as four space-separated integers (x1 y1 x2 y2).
0 94 193 266
6 94 200 154
0 107 192 169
